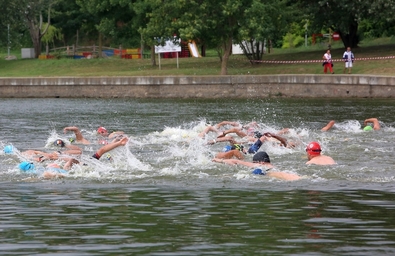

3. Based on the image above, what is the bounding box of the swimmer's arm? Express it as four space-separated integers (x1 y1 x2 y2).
216 121 240 127
212 158 238 165
321 120 335 132
364 118 380 130
264 133 287 147
213 158 257 168
63 126 85 141
108 131 125 139
65 144 83 151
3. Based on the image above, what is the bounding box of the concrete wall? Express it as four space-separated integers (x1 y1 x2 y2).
1 75 395 98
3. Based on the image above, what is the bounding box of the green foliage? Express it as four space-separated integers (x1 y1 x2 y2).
41 23 62 45
282 33 304 48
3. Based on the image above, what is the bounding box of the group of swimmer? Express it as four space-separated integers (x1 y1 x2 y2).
4 126 128 179
2 117 380 181
200 117 381 181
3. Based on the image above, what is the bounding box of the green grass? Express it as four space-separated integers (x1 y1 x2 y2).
1 38 395 77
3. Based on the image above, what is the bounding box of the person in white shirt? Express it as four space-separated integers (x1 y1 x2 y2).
322 49 334 74
342 47 355 74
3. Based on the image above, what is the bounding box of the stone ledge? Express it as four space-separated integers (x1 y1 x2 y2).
0 75 394 98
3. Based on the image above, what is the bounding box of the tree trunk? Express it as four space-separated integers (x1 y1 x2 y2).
98 32 102 58
25 8 51 58
220 36 233 75
340 21 359 48
151 46 156 66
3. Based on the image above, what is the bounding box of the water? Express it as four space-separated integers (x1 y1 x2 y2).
1 98 395 255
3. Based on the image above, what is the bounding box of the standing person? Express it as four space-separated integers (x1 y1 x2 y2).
343 47 355 74
322 49 334 74
305 142 336 165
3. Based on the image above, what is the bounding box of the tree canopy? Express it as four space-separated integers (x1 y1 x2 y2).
1 0 395 73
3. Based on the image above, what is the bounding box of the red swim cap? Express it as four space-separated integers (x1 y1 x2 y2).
97 127 108 134
306 142 322 156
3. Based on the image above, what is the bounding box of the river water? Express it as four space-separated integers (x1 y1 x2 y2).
1 98 395 255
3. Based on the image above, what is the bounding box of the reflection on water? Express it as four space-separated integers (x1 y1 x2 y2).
0 98 395 254
1 185 395 255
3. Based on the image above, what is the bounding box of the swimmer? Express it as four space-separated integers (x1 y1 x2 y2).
247 132 294 154
305 141 336 165
212 151 300 181
21 139 82 162
199 121 256 139
215 144 247 160
63 126 91 144
18 157 79 179
321 117 381 132
91 137 128 160
363 118 380 130
97 126 125 139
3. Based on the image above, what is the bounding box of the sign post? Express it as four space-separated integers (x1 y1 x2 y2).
155 38 182 70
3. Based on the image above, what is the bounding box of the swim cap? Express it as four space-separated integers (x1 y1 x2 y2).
105 153 113 162
222 145 233 152
252 168 266 175
252 151 271 163
53 139 65 147
3 145 14 154
363 125 373 131
19 161 35 172
306 142 322 156
233 144 244 151
97 127 108 134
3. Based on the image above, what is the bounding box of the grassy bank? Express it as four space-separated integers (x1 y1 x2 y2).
1 38 395 77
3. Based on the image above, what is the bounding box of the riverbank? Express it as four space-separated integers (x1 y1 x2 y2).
1 74 394 98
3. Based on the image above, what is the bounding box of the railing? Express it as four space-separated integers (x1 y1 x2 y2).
41 45 145 59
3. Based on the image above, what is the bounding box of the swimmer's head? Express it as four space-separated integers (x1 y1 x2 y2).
97 127 108 136
3 145 14 154
363 125 373 131
252 151 271 163
233 144 244 152
53 139 65 147
19 161 35 172
306 142 322 156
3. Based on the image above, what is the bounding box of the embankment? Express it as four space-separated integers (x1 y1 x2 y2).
1 75 394 98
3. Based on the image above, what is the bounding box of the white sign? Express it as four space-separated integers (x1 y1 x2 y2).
155 38 181 53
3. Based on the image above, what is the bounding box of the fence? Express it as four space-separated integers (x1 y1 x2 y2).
39 45 143 59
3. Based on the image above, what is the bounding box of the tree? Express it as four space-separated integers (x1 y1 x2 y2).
141 0 295 74
298 0 395 48
0 0 32 51
235 0 295 60
21 0 54 58
41 22 62 52
50 0 95 46
75 0 144 48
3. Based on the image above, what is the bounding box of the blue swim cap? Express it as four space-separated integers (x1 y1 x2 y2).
3 145 14 154
222 145 233 152
252 168 266 175
19 161 35 172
